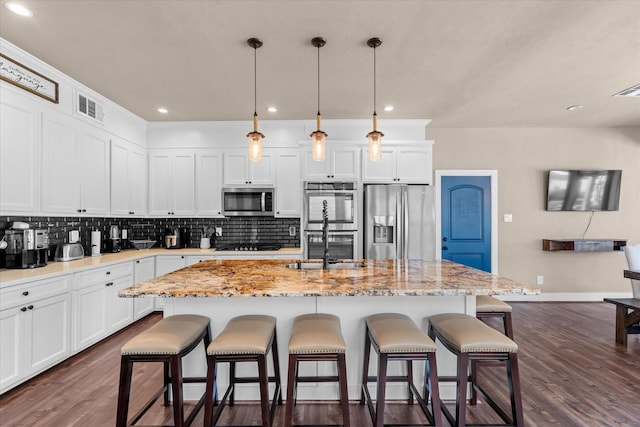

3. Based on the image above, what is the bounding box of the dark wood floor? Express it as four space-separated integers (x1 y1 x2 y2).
1 302 639 426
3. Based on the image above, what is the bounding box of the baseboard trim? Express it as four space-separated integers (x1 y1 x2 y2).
497 292 634 302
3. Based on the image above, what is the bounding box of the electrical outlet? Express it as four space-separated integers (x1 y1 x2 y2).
215 227 222 237
503 214 513 223
537 275 544 285
289 226 296 237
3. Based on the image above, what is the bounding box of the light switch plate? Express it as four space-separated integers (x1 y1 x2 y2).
503 214 513 223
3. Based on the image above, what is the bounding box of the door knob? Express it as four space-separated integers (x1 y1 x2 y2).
442 237 448 242
443 246 449 251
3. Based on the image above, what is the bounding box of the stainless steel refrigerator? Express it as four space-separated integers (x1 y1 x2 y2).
364 184 436 260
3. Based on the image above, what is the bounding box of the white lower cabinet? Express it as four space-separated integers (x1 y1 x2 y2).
0 276 71 394
133 257 156 319
73 262 133 352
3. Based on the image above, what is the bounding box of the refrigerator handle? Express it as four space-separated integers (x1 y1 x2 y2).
403 188 409 259
396 189 402 259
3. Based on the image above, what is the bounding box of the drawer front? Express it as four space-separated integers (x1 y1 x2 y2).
0 275 71 310
74 262 133 289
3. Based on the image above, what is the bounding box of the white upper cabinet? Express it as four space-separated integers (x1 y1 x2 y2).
302 144 360 181
223 150 274 186
110 137 147 216
196 150 224 216
41 111 110 215
273 149 301 217
148 150 195 217
0 91 40 214
362 143 433 184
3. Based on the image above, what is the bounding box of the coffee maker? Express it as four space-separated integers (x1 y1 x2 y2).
108 225 121 253
5 229 49 269
164 227 182 249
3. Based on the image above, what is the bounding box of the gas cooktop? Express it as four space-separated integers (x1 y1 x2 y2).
215 243 282 252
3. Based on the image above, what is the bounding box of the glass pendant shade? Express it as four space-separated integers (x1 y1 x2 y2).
247 113 264 162
367 130 383 161
311 112 327 161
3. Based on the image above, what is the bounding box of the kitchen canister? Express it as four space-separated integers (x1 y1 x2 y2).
200 237 211 249
91 231 101 256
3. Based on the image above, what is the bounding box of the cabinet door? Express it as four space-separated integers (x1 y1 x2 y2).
133 258 156 319
26 293 71 374
108 276 134 332
362 148 396 182
248 153 274 185
171 153 196 216
129 146 147 216
73 283 108 351
196 151 223 216
274 150 301 217
148 153 172 215
110 138 130 215
223 152 250 185
41 112 79 213
155 255 186 276
330 147 359 180
77 128 109 214
0 92 40 214
301 147 331 180
0 306 25 392
396 148 432 183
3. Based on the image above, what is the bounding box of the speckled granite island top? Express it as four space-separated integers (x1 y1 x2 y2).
119 259 540 298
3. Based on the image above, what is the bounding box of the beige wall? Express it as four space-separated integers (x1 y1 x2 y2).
427 127 640 295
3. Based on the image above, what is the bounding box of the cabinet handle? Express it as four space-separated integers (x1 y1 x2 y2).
21 307 27 312
22 291 29 296
77 209 82 213
82 209 87 212
106 282 114 287
106 271 111 275
136 260 140 264
27 305 34 310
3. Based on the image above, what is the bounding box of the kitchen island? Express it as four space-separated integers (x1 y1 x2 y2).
120 259 540 400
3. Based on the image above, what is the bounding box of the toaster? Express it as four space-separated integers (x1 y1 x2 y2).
54 243 85 261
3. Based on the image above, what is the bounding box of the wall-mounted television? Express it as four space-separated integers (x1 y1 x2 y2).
546 170 622 211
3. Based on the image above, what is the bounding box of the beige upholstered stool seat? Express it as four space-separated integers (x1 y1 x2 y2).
429 313 518 353
121 314 210 355
476 295 513 313
288 313 346 354
366 313 437 353
207 314 276 355
285 313 349 427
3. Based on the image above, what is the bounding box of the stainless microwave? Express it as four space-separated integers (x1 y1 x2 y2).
222 187 275 216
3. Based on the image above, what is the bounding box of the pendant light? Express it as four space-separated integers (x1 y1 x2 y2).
247 38 265 162
366 37 384 161
310 37 327 161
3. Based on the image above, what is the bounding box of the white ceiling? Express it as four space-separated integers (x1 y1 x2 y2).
1 0 638 128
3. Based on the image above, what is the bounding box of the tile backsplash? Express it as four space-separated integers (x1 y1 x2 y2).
0 216 300 262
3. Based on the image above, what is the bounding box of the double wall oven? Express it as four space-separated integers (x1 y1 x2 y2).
303 182 360 260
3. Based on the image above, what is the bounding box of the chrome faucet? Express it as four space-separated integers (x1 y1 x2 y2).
322 200 330 270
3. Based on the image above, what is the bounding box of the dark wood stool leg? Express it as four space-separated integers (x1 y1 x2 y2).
204 355 217 427
170 355 185 427
407 360 414 405
229 361 236 407
456 353 469 427
258 354 271 427
507 353 524 426
360 328 372 405
470 359 478 405
504 312 514 339
375 353 388 427
116 356 133 427
284 354 297 427
270 330 283 405
337 353 350 427
426 352 443 427
163 361 171 406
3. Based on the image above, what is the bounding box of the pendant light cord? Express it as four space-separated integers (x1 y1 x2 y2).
373 45 377 115
253 46 257 116
317 44 321 115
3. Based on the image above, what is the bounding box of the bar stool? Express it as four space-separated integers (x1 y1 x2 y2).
360 313 442 427
284 313 349 427
476 295 514 338
204 315 282 427
428 313 524 426
116 314 212 427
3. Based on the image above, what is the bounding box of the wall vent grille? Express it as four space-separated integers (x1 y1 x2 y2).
77 93 105 122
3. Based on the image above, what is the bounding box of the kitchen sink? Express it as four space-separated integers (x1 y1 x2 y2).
285 261 366 270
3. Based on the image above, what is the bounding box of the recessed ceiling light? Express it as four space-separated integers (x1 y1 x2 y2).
5 2 33 17
267 106 277 113
566 105 582 111
383 105 394 112
613 83 640 97
157 107 168 114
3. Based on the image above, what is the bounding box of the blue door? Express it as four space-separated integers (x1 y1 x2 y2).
441 176 492 272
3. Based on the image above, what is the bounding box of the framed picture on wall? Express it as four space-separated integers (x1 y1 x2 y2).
0 52 59 103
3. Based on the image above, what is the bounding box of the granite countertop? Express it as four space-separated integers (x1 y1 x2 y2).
119 259 540 298
0 247 302 286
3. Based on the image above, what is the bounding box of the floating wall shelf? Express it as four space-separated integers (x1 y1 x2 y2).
542 239 627 252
